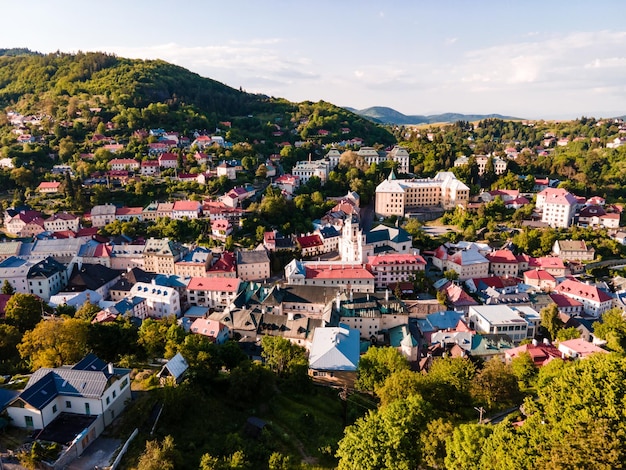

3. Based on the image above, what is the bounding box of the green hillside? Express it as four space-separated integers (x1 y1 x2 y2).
0 50 394 144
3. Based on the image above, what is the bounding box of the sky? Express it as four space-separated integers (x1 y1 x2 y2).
2 0 626 120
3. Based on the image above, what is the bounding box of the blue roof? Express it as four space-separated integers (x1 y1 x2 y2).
416 311 464 333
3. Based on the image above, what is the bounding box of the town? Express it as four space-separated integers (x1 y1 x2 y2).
1 51 626 469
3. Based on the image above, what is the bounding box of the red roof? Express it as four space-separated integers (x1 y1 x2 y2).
116 207 143 216
173 200 200 212
190 318 228 340
555 279 613 303
368 253 426 266
37 182 61 190
187 277 240 292
487 249 518 264
141 160 160 167
211 219 231 230
506 343 562 367
159 152 178 161
207 252 236 273
524 269 556 282
297 234 323 249
549 293 583 308
109 158 138 166
304 264 374 280
529 256 565 270
76 227 99 237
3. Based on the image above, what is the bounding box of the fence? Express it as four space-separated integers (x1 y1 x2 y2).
110 428 139 470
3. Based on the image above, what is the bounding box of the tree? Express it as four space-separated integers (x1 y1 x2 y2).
138 318 171 359
4 293 48 333
75 301 101 321
510 351 538 388
137 435 181 470
0 323 21 372
420 418 455 469
376 369 423 407
255 163 268 179
555 326 581 342
355 346 410 392
268 452 295 470
539 303 563 341
1 279 15 295
471 359 521 410
260 336 308 378
443 269 459 281
336 394 431 470
593 308 626 353
420 356 476 413
445 423 493 470
18 317 89 370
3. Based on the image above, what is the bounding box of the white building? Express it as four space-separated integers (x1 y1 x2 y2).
292 160 330 185
129 281 181 318
285 259 375 293
554 279 614 318
5 354 131 432
387 146 410 174
43 213 81 233
468 305 531 342
536 188 578 228
186 277 241 309
367 253 426 289
90 204 117 228
108 159 139 171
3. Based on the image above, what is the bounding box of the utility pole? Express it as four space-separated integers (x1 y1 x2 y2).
474 406 485 424
339 386 348 427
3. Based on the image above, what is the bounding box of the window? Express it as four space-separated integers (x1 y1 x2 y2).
25 416 33 428
66 401 71 408
106 396 110 405
52 404 57 413
85 403 91 415
112 390 116 398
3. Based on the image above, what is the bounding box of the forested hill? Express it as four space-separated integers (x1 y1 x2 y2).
0 50 394 144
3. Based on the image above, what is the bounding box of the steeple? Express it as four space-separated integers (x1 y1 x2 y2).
388 169 397 181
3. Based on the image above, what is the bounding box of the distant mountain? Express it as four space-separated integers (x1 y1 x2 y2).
346 106 522 125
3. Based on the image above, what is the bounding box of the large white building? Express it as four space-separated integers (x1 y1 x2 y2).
387 146 411 174
129 281 181 318
375 171 469 217
5 354 131 433
367 253 426 289
292 160 330 185
468 305 533 342
186 277 241 309
536 188 578 228
554 279 614 318
285 259 375 293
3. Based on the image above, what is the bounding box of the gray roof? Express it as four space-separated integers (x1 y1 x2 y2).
157 353 189 381
236 249 270 265
16 354 129 410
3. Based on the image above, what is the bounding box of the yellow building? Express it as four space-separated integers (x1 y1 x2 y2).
375 171 469 217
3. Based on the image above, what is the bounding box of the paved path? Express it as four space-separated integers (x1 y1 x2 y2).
66 437 121 470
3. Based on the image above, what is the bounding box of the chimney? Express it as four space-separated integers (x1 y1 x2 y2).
532 338 538 346
107 363 114 375
543 338 551 345
349 290 353 302
385 289 389 301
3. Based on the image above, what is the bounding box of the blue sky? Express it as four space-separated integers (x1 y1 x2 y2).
2 1 626 119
